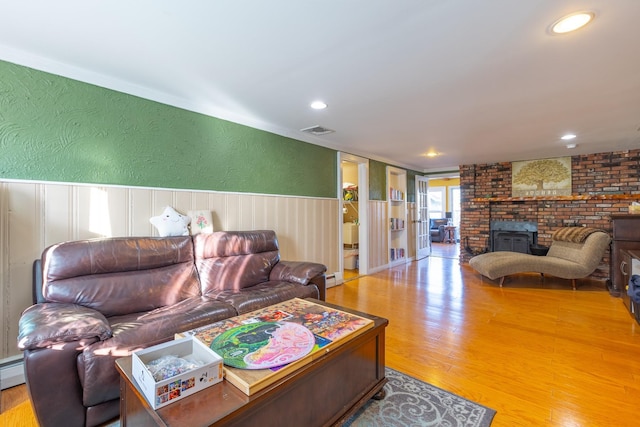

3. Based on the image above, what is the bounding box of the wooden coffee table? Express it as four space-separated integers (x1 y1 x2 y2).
115 299 388 427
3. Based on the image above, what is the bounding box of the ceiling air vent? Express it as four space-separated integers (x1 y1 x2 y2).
301 125 335 136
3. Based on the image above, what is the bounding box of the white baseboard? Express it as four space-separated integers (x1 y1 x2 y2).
1 357 25 390
367 264 390 274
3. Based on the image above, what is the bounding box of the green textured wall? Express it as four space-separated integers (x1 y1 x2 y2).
0 60 336 198
369 159 423 201
369 160 387 200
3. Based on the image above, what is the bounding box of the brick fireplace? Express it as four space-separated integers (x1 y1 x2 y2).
459 148 640 279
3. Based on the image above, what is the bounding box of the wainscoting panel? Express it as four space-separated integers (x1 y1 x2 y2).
4 182 43 360
0 180 339 360
43 184 72 243
368 200 389 271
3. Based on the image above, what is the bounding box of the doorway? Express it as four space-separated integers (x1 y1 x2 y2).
427 175 460 259
338 153 369 284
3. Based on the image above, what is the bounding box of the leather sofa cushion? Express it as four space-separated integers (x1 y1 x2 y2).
18 303 111 350
194 230 279 258
208 281 318 315
42 237 201 317
78 296 236 407
43 236 195 278
194 231 281 293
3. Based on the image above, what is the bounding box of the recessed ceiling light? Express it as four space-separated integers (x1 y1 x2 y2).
561 134 577 140
550 12 594 34
425 152 439 158
310 101 327 110
566 143 578 149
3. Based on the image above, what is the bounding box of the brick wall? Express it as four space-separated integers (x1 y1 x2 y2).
460 149 640 279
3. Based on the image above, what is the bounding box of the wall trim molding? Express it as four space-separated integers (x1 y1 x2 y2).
0 178 337 202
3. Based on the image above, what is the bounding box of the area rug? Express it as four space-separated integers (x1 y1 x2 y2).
104 367 495 427
344 367 496 427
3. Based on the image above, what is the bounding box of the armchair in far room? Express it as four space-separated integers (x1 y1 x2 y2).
430 218 448 243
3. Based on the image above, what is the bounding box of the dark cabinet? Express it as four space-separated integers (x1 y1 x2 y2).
621 250 634 313
621 250 640 323
609 215 640 297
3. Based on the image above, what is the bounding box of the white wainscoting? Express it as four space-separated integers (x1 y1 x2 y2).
366 200 417 273
368 200 389 271
0 180 339 361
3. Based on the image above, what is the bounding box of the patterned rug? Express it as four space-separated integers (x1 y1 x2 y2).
104 367 495 427
344 368 496 427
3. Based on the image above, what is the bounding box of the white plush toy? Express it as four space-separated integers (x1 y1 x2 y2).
150 206 191 237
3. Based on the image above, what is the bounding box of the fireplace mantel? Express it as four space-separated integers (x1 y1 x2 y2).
471 194 640 203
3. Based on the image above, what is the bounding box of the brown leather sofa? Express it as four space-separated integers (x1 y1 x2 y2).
17 230 326 427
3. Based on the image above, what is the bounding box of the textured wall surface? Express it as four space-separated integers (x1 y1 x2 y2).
368 160 387 201
0 60 336 198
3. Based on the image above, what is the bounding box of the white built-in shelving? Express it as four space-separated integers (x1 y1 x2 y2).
387 166 407 265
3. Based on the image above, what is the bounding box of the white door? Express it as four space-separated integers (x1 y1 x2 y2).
415 176 430 260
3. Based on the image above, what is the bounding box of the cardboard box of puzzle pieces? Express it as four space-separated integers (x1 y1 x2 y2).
132 336 223 409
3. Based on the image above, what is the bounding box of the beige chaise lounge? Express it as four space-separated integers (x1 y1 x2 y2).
469 227 611 289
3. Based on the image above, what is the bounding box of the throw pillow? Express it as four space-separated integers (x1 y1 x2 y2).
150 206 191 237
188 210 214 235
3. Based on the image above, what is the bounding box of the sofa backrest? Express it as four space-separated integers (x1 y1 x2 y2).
41 236 200 317
193 230 280 295
546 231 611 270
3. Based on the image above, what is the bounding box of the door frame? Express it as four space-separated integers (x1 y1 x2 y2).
338 153 369 284
415 175 431 260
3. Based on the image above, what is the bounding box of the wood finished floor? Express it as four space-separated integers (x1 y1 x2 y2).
2 251 639 426
328 255 640 427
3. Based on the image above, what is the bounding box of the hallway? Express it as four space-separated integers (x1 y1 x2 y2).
430 242 460 259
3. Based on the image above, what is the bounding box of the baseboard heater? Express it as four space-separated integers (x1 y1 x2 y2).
1 355 25 390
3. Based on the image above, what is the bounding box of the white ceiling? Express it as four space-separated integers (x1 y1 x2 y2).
2 1 639 172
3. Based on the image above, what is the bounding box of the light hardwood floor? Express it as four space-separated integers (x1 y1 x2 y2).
2 253 639 426
329 255 640 427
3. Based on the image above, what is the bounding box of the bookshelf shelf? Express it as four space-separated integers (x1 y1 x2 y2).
387 166 408 265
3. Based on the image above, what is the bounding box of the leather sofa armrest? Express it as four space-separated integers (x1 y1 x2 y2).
308 273 327 301
270 261 327 301
18 303 112 350
270 260 327 285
